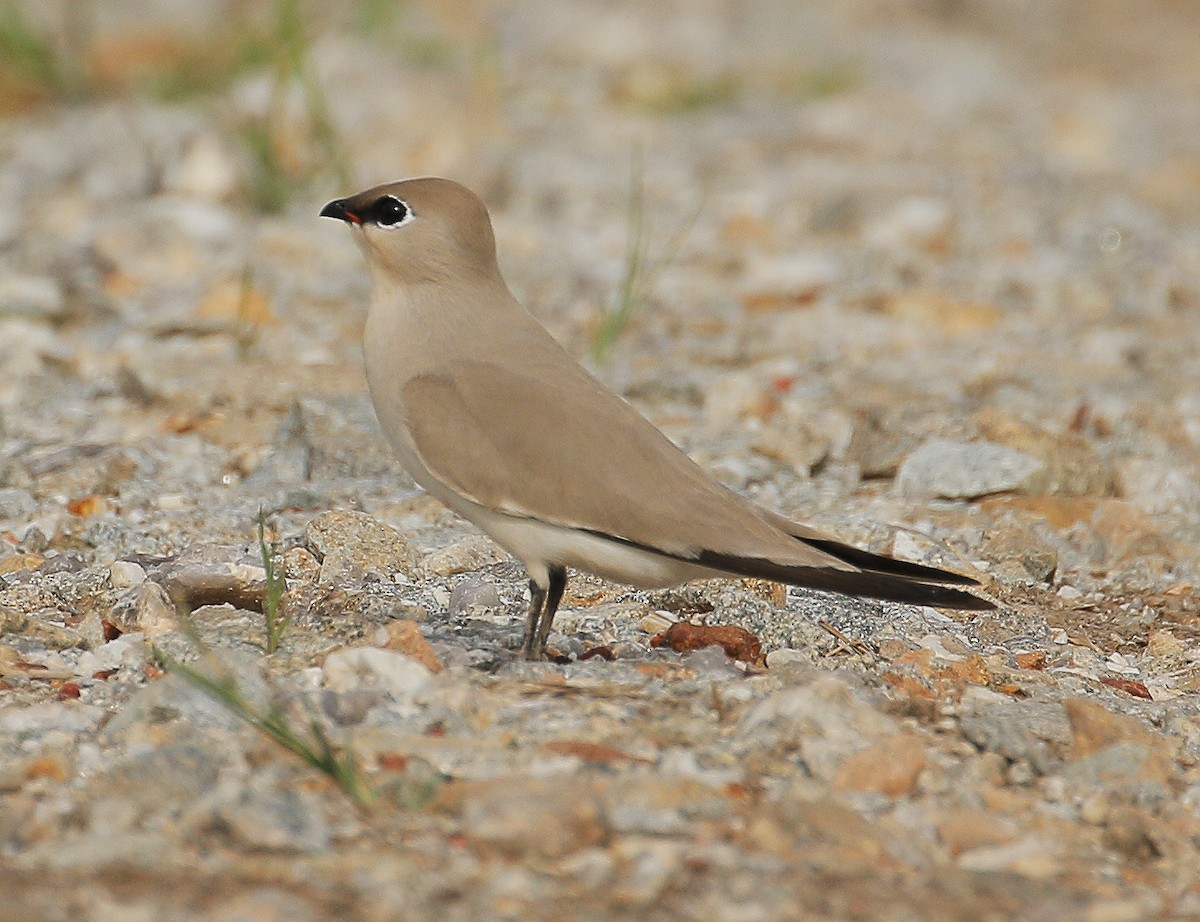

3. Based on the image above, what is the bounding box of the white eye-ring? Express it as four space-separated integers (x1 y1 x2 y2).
373 195 414 228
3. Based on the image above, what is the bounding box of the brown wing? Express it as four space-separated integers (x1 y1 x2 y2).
402 360 852 568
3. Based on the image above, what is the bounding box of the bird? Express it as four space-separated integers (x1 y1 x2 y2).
320 177 994 659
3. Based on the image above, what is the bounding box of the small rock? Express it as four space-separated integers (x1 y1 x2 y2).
956 836 1060 878
306 510 421 587
0 273 65 321
978 512 1058 583
375 621 443 673
640 611 674 634
149 544 267 611
976 409 1111 496
448 576 502 616
897 439 1046 500
1089 499 1169 563
1114 457 1200 516
865 196 953 252
936 809 1018 855
322 646 431 701
111 580 177 639
832 733 926 796
75 633 147 677
459 775 607 859
108 560 146 590
1063 698 1169 759
215 782 331 854
282 547 321 584
422 534 508 577
957 691 1059 775
0 602 82 649
741 675 897 781
764 647 817 670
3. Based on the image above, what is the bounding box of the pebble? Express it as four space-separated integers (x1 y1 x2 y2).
832 733 927 796
1114 457 1200 516
864 196 953 251
215 781 331 854
108 560 147 590
896 439 1046 500
306 510 422 587
0 273 65 321
978 513 1058 583
956 836 1061 878
321 646 431 701
460 776 607 859
448 575 503 617
423 534 509 577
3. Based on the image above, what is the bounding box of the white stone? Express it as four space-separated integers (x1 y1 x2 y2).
109 560 147 590
322 647 431 701
897 439 1045 500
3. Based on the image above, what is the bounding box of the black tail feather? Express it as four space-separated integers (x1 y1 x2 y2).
694 549 995 611
577 527 996 611
800 538 981 587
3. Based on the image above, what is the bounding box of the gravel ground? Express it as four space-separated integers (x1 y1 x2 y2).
2 1 1200 919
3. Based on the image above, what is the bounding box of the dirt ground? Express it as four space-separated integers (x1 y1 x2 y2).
1 1 1199 919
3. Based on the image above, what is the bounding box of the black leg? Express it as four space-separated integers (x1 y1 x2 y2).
522 578 547 659
533 566 567 656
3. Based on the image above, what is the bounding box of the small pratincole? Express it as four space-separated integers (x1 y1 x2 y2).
321 177 993 658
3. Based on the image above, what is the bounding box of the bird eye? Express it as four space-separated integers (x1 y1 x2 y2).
373 195 411 228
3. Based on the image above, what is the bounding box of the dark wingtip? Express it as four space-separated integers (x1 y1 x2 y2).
802 538 981 586
693 549 996 611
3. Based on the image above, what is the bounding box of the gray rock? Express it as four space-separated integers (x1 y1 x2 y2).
0 487 35 522
147 544 268 612
214 779 331 854
0 602 83 649
423 534 509 577
448 575 502 616
108 560 147 590
322 646 431 700
251 396 411 485
978 512 1059 583
0 701 105 737
897 439 1047 500
956 689 1067 775
462 776 607 858
0 273 65 321
306 510 421 587
111 580 178 639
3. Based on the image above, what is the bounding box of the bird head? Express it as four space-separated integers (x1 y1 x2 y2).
320 177 500 285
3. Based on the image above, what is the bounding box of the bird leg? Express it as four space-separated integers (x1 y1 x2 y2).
522 566 567 659
522 579 547 659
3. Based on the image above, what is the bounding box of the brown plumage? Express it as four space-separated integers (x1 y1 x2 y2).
321 178 993 658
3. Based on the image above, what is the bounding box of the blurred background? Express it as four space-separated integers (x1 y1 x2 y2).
1 0 1198 598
